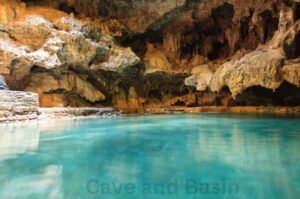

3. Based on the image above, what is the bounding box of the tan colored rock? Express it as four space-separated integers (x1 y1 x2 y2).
144 43 173 73
282 63 300 87
0 3 141 108
209 4 300 98
25 73 105 106
0 39 32 80
56 32 98 68
95 47 140 72
185 65 213 91
211 49 285 97
0 14 139 72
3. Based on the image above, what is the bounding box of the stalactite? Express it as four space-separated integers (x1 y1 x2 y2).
163 31 182 59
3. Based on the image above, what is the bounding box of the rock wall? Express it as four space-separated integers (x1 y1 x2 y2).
0 74 39 122
0 0 299 110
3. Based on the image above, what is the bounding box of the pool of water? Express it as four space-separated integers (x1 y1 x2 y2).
0 113 299 199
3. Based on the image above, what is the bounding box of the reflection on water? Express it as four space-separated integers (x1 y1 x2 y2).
0 123 40 160
0 165 63 199
0 114 299 199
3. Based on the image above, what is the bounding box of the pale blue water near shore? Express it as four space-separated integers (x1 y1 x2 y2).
0 113 299 199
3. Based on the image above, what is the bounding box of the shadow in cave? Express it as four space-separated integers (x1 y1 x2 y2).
58 3 78 15
232 81 300 106
260 10 279 43
284 32 300 59
294 3 300 21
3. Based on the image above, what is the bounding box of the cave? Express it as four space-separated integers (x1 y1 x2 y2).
178 3 235 60
233 82 300 106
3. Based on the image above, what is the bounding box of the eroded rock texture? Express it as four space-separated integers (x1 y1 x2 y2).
0 0 299 109
0 90 39 122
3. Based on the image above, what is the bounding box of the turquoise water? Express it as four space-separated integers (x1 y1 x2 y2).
0 113 299 199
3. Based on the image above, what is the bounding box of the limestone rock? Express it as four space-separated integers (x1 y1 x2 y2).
25 73 106 107
0 3 140 107
144 43 173 73
0 90 39 122
283 63 300 87
93 47 140 72
209 4 300 98
185 66 213 91
211 49 285 97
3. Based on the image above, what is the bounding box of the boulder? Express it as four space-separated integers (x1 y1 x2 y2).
185 66 213 91
211 49 285 97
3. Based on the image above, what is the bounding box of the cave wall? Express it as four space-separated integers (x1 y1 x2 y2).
0 0 299 109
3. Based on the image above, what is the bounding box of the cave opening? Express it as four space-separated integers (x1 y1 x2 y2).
240 16 250 41
148 90 162 101
172 100 186 106
284 32 300 59
212 2 235 20
260 10 279 43
294 3 300 21
208 40 230 60
240 9 254 41
58 3 78 15
233 81 300 106
119 29 164 58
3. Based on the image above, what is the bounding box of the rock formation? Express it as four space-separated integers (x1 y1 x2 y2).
0 90 39 122
0 74 39 122
0 0 299 111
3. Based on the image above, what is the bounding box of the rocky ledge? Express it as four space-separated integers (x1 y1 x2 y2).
0 90 39 122
38 107 121 119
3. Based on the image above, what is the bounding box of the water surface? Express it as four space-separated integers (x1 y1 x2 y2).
0 113 299 199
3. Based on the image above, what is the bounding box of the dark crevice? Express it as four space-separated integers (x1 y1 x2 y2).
294 3 300 21
148 90 162 101
58 3 78 15
30 65 49 73
240 14 252 41
232 82 300 106
207 40 230 60
260 10 279 43
172 100 186 106
284 32 300 59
